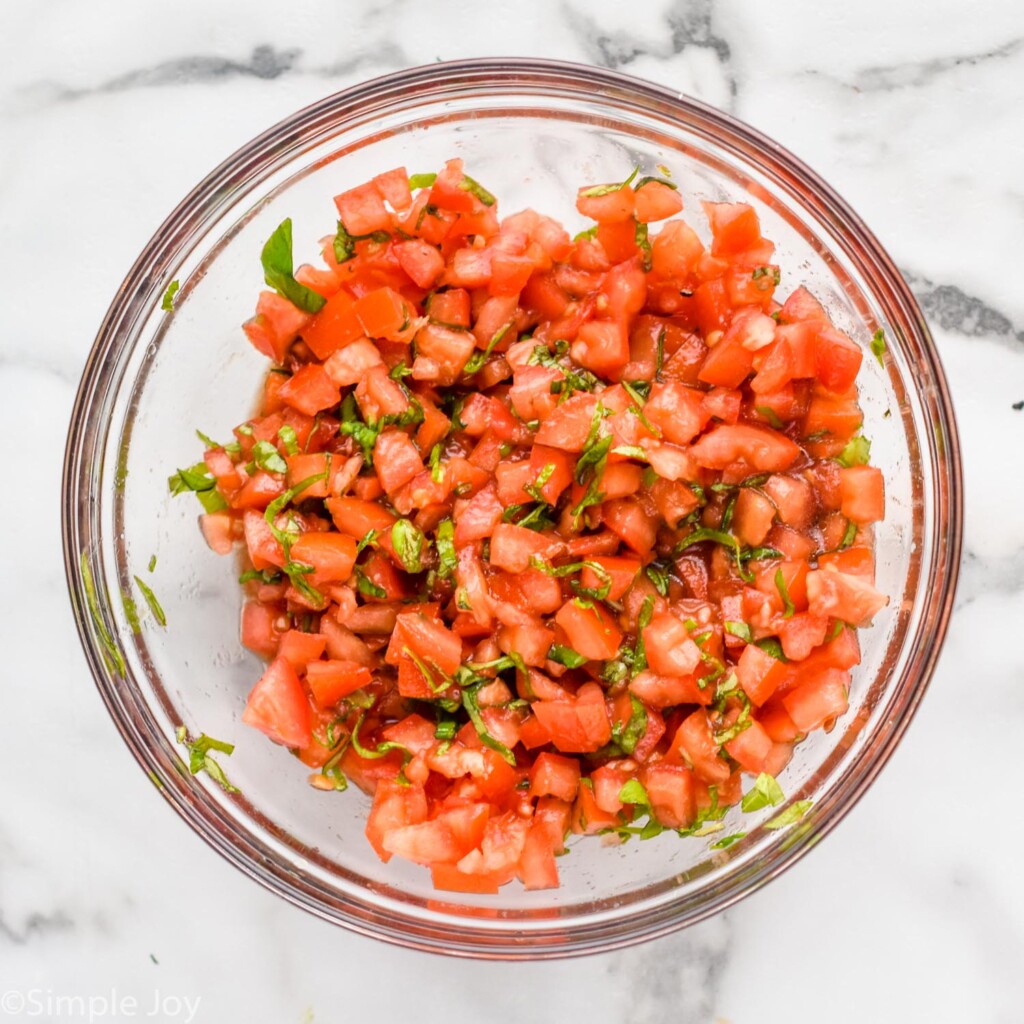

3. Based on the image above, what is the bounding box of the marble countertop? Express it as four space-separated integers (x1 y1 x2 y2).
2 1 1022 1021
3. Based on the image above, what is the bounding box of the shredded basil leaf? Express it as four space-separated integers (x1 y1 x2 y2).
176 726 237 792
645 562 670 597
435 519 458 579
277 424 299 456
391 519 426 574
462 687 516 765
755 405 785 430
261 218 326 314
871 328 887 366
741 772 785 813
134 575 167 627
724 620 752 642
755 637 788 661
252 440 288 475
765 800 813 830
634 174 677 192
838 518 859 550
161 279 180 311
710 832 747 849
463 321 513 376
837 434 871 467
351 714 412 762
775 568 795 618
408 172 437 190
524 462 556 503
355 570 386 599
355 529 378 555
547 644 588 668
580 166 639 198
429 443 444 483
458 173 497 207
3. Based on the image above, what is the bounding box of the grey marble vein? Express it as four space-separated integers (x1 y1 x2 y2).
819 37 1023 93
607 917 730 1024
11 41 415 115
904 270 1024 348
0 909 73 945
560 0 737 102
955 547 1024 610
20 45 302 106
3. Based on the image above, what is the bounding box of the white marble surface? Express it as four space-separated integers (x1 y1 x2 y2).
2 1 1022 1021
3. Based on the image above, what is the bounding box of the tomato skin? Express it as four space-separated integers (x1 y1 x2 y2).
806 568 888 626
244 291 312 363
366 780 429 862
629 670 710 709
242 656 313 749
736 641 787 706
277 630 326 670
529 752 581 801
671 710 730 785
782 668 850 732
641 763 696 828
839 465 885 524
690 424 800 472
532 687 612 754
354 287 412 341
240 600 284 659
703 201 762 256
571 319 630 378
554 599 622 661
335 181 392 235
814 326 863 393
301 291 364 360
289 532 357 587
535 393 603 451
306 659 372 707
394 239 444 289
575 184 636 223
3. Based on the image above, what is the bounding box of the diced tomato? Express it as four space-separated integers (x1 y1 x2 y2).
394 239 445 289
355 287 412 341
806 568 889 626
642 763 696 828
782 668 850 732
289 531 357 585
703 201 762 256
242 656 312 749
671 709 730 785
373 428 423 494
306 659 372 707
554 599 622 661
529 752 581 801
839 465 885 524
575 182 636 223
643 615 701 677
533 689 612 754
366 780 429 861
690 424 800 472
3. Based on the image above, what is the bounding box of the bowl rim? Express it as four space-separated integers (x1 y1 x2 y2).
62 56 963 958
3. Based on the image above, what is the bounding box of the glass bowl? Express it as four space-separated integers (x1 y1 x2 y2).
62 58 961 959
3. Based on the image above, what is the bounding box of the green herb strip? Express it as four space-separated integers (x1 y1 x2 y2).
176 726 237 793
580 166 639 198
261 218 326 314
161 279 180 311
134 575 167 627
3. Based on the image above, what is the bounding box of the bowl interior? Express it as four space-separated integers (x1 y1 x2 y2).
65 61 958 957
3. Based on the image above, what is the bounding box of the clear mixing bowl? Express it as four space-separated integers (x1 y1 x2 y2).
62 58 961 958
